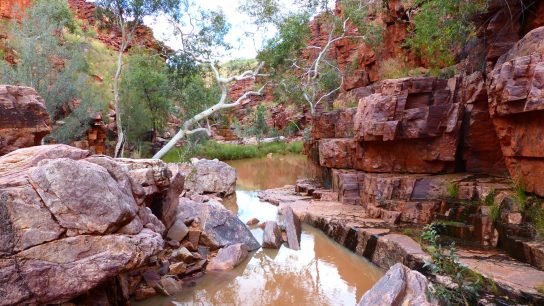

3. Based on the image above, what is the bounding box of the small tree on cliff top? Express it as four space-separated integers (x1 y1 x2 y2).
94 0 181 158
244 0 383 114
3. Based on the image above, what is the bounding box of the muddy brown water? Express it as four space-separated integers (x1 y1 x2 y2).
136 154 383 306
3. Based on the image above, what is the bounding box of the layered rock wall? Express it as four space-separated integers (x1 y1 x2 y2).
488 27 544 197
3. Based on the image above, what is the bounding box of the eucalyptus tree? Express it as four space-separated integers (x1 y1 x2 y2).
151 1 269 159
254 0 383 114
94 0 181 157
0 0 101 143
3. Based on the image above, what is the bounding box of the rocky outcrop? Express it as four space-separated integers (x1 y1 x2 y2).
176 158 237 196
488 26 544 197
304 1 422 91
0 86 51 156
0 0 31 19
358 263 436 306
0 144 178 305
176 197 260 251
351 77 462 174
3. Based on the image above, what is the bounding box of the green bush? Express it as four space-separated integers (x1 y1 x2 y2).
421 224 482 305
446 182 459 199
405 0 486 69
162 140 304 162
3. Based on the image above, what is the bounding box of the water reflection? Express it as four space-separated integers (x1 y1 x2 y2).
135 154 383 306
226 154 319 190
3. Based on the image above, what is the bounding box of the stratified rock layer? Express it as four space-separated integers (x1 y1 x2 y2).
0 86 51 156
488 26 544 197
0 145 175 305
352 77 462 174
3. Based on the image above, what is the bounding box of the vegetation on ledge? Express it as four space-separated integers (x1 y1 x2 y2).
162 140 304 163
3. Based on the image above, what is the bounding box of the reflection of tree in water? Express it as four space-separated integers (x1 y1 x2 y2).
229 155 318 190
175 250 336 306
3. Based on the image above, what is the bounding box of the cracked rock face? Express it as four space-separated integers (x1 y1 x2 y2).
177 197 260 251
0 145 174 305
488 26 544 197
0 86 51 156
176 159 236 196
358 263 436 306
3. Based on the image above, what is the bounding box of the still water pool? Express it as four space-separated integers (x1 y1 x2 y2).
136 154 383 306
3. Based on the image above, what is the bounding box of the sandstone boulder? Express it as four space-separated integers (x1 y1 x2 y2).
488 26 544 196
177 197 260 251
262 221 283 249
0 86 51 156
0 145 176 305
282 206 301 250
176 159 236 196
358 263 436 306
206 243 248 272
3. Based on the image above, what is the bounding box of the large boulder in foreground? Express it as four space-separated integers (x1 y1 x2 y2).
175 158 236 196
488 26 544 197
0 145 176 305
177 197 260 251
0 85 51 156
358 263 436 306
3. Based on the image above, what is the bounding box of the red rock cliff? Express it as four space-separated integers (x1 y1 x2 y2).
0 0 31 19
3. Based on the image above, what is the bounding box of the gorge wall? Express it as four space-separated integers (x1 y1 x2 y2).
305 0 544 270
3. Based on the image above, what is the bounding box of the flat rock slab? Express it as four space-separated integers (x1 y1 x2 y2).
458 249 544 301
258 186 312 205
282 206 301 250
262 221 283 249
206 243 248 271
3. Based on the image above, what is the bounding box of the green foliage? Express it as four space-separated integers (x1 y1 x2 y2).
514 181 528 212
527 203 544 238
238 0 282 26
172 71 221 122
421 224 482 305
378 58 424 80
257 13 311 70
490 204 501 223
335 0 383 44
121 49 171 144
284 121 301 136
247 105 271 143
162 140 304 162
446 182 459 199
0 0 101 143
405 0 486 69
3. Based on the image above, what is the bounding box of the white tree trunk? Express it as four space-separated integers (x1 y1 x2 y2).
113 46 125 158
153 62 265 159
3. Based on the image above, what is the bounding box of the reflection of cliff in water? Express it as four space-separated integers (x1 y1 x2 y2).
138 225 383 306
227 154 319 190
